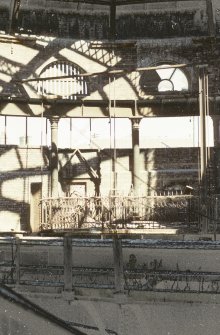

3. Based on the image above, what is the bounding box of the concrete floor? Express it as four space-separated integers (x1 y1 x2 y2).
9 290 220 335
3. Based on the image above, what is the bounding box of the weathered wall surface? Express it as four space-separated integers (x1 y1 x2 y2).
0 145 201 231
0 146 50 232
0 36 219 118
0 0 217 39
0 1 219 232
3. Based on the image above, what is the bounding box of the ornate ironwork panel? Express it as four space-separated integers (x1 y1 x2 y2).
40 194 199 231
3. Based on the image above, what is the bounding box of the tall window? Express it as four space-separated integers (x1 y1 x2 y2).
38 61 88 100
140 63 189 93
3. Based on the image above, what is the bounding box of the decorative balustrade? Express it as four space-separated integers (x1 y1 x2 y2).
39 194 199 232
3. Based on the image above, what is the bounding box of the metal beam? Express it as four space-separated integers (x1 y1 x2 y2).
15 63 190 83
199 67 208 187
1 95 220 118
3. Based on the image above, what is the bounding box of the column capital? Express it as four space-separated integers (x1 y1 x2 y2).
130 117 142 129
49 116 60 127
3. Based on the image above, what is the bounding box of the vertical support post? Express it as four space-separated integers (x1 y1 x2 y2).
64 236 73 291
214 196 218 241
212 115 220 193
49 116 59 197
131 117 142 195
206 0 215 36
15 237 20 285
112 236 124 293
109 0 116 40
8 0 21 34
212 115 220 148
4 116 7 145
199 66 208 233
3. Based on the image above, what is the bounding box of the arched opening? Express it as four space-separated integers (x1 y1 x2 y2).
38 61 88 100
139 63 189 93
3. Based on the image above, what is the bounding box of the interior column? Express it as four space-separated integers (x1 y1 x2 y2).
49 116 60 197
131 117 142 195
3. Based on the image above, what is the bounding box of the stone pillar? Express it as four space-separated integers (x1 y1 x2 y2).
112 237 124 293
49 116 59 197
15 237 20 285
131 118 142 195
64 236 73 291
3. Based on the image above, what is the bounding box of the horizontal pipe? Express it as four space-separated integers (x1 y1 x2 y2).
15 64 190 82
1 95 220 105
0 95 220 117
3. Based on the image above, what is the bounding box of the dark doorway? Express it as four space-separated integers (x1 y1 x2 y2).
30 183 42 233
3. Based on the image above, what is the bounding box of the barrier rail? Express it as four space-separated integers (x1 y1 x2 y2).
2 238 220 294
40 194 199 232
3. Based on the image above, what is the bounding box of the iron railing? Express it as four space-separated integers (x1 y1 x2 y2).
2 238 220 293
39 194 200 231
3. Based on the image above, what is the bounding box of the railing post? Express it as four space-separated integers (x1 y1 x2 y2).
112 236 124 293
15 237 20 285
63 236 73 291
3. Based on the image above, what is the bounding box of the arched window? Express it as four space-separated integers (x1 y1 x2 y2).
139 64 189 93
38 61 88 100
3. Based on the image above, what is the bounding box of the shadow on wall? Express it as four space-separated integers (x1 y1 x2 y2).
0 146 49 232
